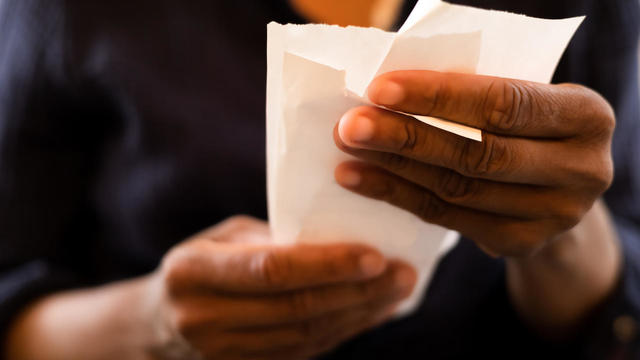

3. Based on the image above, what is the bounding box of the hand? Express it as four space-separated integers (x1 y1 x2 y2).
334 70 615 257
146 216 416 360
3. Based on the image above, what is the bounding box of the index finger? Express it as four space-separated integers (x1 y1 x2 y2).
164 241 388 294
367 70 613 138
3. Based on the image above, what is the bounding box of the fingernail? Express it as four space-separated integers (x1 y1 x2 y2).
394 268 415 290
359 253 386 277
339 113 374 144
336 167 361 188
369 81 405 106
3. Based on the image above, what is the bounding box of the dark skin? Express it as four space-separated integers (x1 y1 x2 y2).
5 73 620 360
335 70 614 255
4 6 622 360
334 70 621 335
5 217 417 360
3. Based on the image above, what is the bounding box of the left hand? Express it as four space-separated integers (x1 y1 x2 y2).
334 70 615 257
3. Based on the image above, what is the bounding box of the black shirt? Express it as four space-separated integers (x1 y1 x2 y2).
0 0 639 359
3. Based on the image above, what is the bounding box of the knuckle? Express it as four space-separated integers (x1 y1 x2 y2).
297 317 331 339
356 281 381 301
202 215 265 242
509 230 546 257
516 242 543 258
598 104 616 136
459 135 512 177
483 80 529 133
436 170 479 203
553 204 585 230
569 155 614 193
415 193 447 222
325 246 363 278
599 160 615 191
417 76 443 114
223 215 259 232
382 152 413 172
251 250 290 287
589 154 615 192
581 88 617 137
484 224 543 257
171 308 195 335
161 251 193 295
288 290 318 318
369 173 395 199
398 120 420 152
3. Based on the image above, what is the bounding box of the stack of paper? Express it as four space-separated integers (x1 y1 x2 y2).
266 0 583 314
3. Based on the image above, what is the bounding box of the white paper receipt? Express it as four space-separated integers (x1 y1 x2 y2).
266 0 583 315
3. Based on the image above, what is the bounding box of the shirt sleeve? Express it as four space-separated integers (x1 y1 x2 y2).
560 0 640 358
577 218 640 360
0 0 110 350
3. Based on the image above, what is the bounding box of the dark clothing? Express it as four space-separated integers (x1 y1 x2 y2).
0 0 639 358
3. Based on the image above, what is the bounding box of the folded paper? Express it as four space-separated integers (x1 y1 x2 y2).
266 0 583 314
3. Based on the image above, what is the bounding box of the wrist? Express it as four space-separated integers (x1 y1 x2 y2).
4 275 157 360
117 274 160 359
505 199 622 338
507 221 586 273
508 199 621 274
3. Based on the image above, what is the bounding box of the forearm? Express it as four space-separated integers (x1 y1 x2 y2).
3 275 154 360
506 199 622 338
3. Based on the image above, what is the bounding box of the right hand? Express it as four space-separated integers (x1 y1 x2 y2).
144 216 417 360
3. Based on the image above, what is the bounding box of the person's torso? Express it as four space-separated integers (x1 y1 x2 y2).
52 1 638 358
